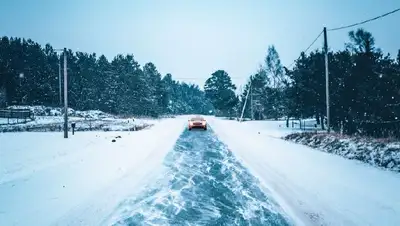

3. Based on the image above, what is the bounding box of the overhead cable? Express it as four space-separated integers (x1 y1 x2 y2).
287 29 324 69
328 8 400 31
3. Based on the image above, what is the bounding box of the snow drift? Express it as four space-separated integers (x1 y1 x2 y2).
285 132 400 173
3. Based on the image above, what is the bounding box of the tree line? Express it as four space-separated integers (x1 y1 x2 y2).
0 36 213 116
2 28 399 138
204 28 400 138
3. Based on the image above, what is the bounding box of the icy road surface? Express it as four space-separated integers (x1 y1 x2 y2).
106 128 292 226
1 116 400 226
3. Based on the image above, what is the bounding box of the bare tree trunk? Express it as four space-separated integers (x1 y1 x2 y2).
321 115 325 130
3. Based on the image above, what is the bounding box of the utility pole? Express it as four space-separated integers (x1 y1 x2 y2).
59 53 62 106
239 80 251 122
250 86 254 120
63 48 68 138
323 27 330 133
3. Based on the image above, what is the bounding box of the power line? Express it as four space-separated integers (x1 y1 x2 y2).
171 31 324 79
170 8 400 78
286 7 400 69
287 29 324 69
176 31 323 78
328 7 400 31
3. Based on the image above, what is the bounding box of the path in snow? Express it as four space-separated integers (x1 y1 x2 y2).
106 127 292 226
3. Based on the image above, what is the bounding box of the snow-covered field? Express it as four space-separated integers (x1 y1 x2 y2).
0 117 187 226
208 117 400 226
0 106 154 132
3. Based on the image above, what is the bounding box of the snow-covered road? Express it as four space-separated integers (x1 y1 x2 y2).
1 116 400 226
106 127 292 226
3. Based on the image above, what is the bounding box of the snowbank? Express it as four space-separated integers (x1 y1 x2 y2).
284 132 400 173
218 118 400 173
241 118 400 173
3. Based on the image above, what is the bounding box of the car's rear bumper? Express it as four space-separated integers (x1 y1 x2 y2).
190 125 206 128
189 124 207 129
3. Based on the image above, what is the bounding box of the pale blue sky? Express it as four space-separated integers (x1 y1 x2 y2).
1 0 399 88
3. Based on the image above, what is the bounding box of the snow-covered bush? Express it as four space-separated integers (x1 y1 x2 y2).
7 105 65 116
73 110 116 119
0 118 153 133
284 132 400 172
6 105 115 119
1 105 154 132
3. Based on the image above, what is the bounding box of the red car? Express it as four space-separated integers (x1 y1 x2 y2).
188 116 207 130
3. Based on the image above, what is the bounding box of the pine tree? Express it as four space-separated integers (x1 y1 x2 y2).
0 35 213 117
204 70 238 116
